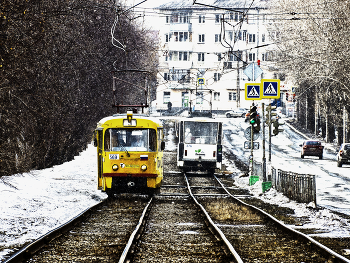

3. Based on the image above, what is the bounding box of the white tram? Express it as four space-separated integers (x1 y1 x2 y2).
177 115 223 174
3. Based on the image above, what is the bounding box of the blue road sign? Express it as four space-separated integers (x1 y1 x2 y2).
198 78 205 85
262 79 280 99
245 83 261 100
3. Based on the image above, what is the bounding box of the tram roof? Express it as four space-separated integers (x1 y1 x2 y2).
96 113 163 128
180 117 222 123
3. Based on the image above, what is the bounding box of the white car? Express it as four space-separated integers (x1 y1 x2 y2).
337 143 350 167
225 108 247 118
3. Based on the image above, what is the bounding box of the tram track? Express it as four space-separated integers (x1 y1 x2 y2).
186 174 350 263
4 152 350 262
4 196 151 263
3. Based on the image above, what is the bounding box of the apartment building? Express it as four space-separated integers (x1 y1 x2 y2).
153 0 285 113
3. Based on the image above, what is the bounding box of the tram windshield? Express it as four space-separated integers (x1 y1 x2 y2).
183 122 218 144
104 128 157 152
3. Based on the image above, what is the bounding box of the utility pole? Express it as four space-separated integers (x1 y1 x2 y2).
262 102 266 181
344 92 347 144
236 59 240 108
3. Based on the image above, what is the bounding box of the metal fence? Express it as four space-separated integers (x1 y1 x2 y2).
271 167 316 205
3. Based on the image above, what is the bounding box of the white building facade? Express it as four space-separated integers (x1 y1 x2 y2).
153 0 287 114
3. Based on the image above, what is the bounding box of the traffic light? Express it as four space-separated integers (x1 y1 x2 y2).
272 119 284 136
254 118 261 133
249 106 257 124
265 105 276 125
249 106 260 133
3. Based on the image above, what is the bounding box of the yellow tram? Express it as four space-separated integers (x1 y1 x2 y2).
94 111 165 197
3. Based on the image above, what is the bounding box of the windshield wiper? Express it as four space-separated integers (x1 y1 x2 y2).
118 139 130 157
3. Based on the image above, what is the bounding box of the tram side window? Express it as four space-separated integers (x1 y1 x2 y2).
104 129 111 151
149 129 157 152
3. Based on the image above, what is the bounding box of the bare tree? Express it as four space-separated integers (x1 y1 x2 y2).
0 0 158 176
268 0 350 143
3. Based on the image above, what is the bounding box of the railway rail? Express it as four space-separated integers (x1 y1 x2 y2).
4 196 151 263
4 171 350 263
185 173 350 263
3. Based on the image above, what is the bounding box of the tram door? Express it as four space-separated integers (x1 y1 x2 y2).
94 128 103 190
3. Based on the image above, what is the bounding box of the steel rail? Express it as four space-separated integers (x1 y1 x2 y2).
213 175 350 263
4 200 107 263
184 174 244 263
118 197 153 263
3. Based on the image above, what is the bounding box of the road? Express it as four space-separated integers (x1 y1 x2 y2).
221 116 350 216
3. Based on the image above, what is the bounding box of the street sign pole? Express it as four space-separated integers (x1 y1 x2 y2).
269 101 272 162
262 102 266 181
250 105 254 176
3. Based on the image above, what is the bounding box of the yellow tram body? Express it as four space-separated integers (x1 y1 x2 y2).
94 111 164 196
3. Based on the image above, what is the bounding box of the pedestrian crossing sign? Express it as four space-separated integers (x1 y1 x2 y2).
262 79 280 99
245 83 261 100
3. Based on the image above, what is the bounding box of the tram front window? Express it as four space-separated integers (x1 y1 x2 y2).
104 128 157 151
184 122 218 144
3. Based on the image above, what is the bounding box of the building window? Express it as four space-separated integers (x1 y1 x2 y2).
171 14 179 23
233 12 243 22
215 34 221 43
179 52 189 61
165 34 169 42
166 16 170 23
198 34 205 43
214 73 221 81
215 14 220 23
179 13 189 23
171 13 190 24
248 53 255 61
169 51 190 61
223 62 232 69
242 30 247 41
171 31 190 42
164 73 170 81
262 33 265 43
233 51 242 61
217 53 222 61
229 92 237 101
228 31 233 41
163 92 171 104
229 53 234 61
248 34 256 43
214 92 220 101
198 52 205 61
199 15 205 23
183 52 188 61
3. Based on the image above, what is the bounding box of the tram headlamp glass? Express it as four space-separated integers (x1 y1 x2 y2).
141 164 147 171
112 164 119 171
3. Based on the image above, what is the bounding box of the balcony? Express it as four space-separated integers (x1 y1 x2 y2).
170 23 192 32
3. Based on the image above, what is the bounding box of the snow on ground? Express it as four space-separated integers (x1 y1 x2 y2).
1 116 350 261
0 144 106 261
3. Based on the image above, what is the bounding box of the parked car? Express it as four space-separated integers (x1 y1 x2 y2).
225 108 247 118
337 143 350 167
299 140 324 159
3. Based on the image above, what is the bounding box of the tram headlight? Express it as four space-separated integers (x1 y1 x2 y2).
141 164 147 171
112 164 119 171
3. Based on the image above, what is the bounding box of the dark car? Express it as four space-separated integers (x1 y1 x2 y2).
299 140 324 159
337 143 350 167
